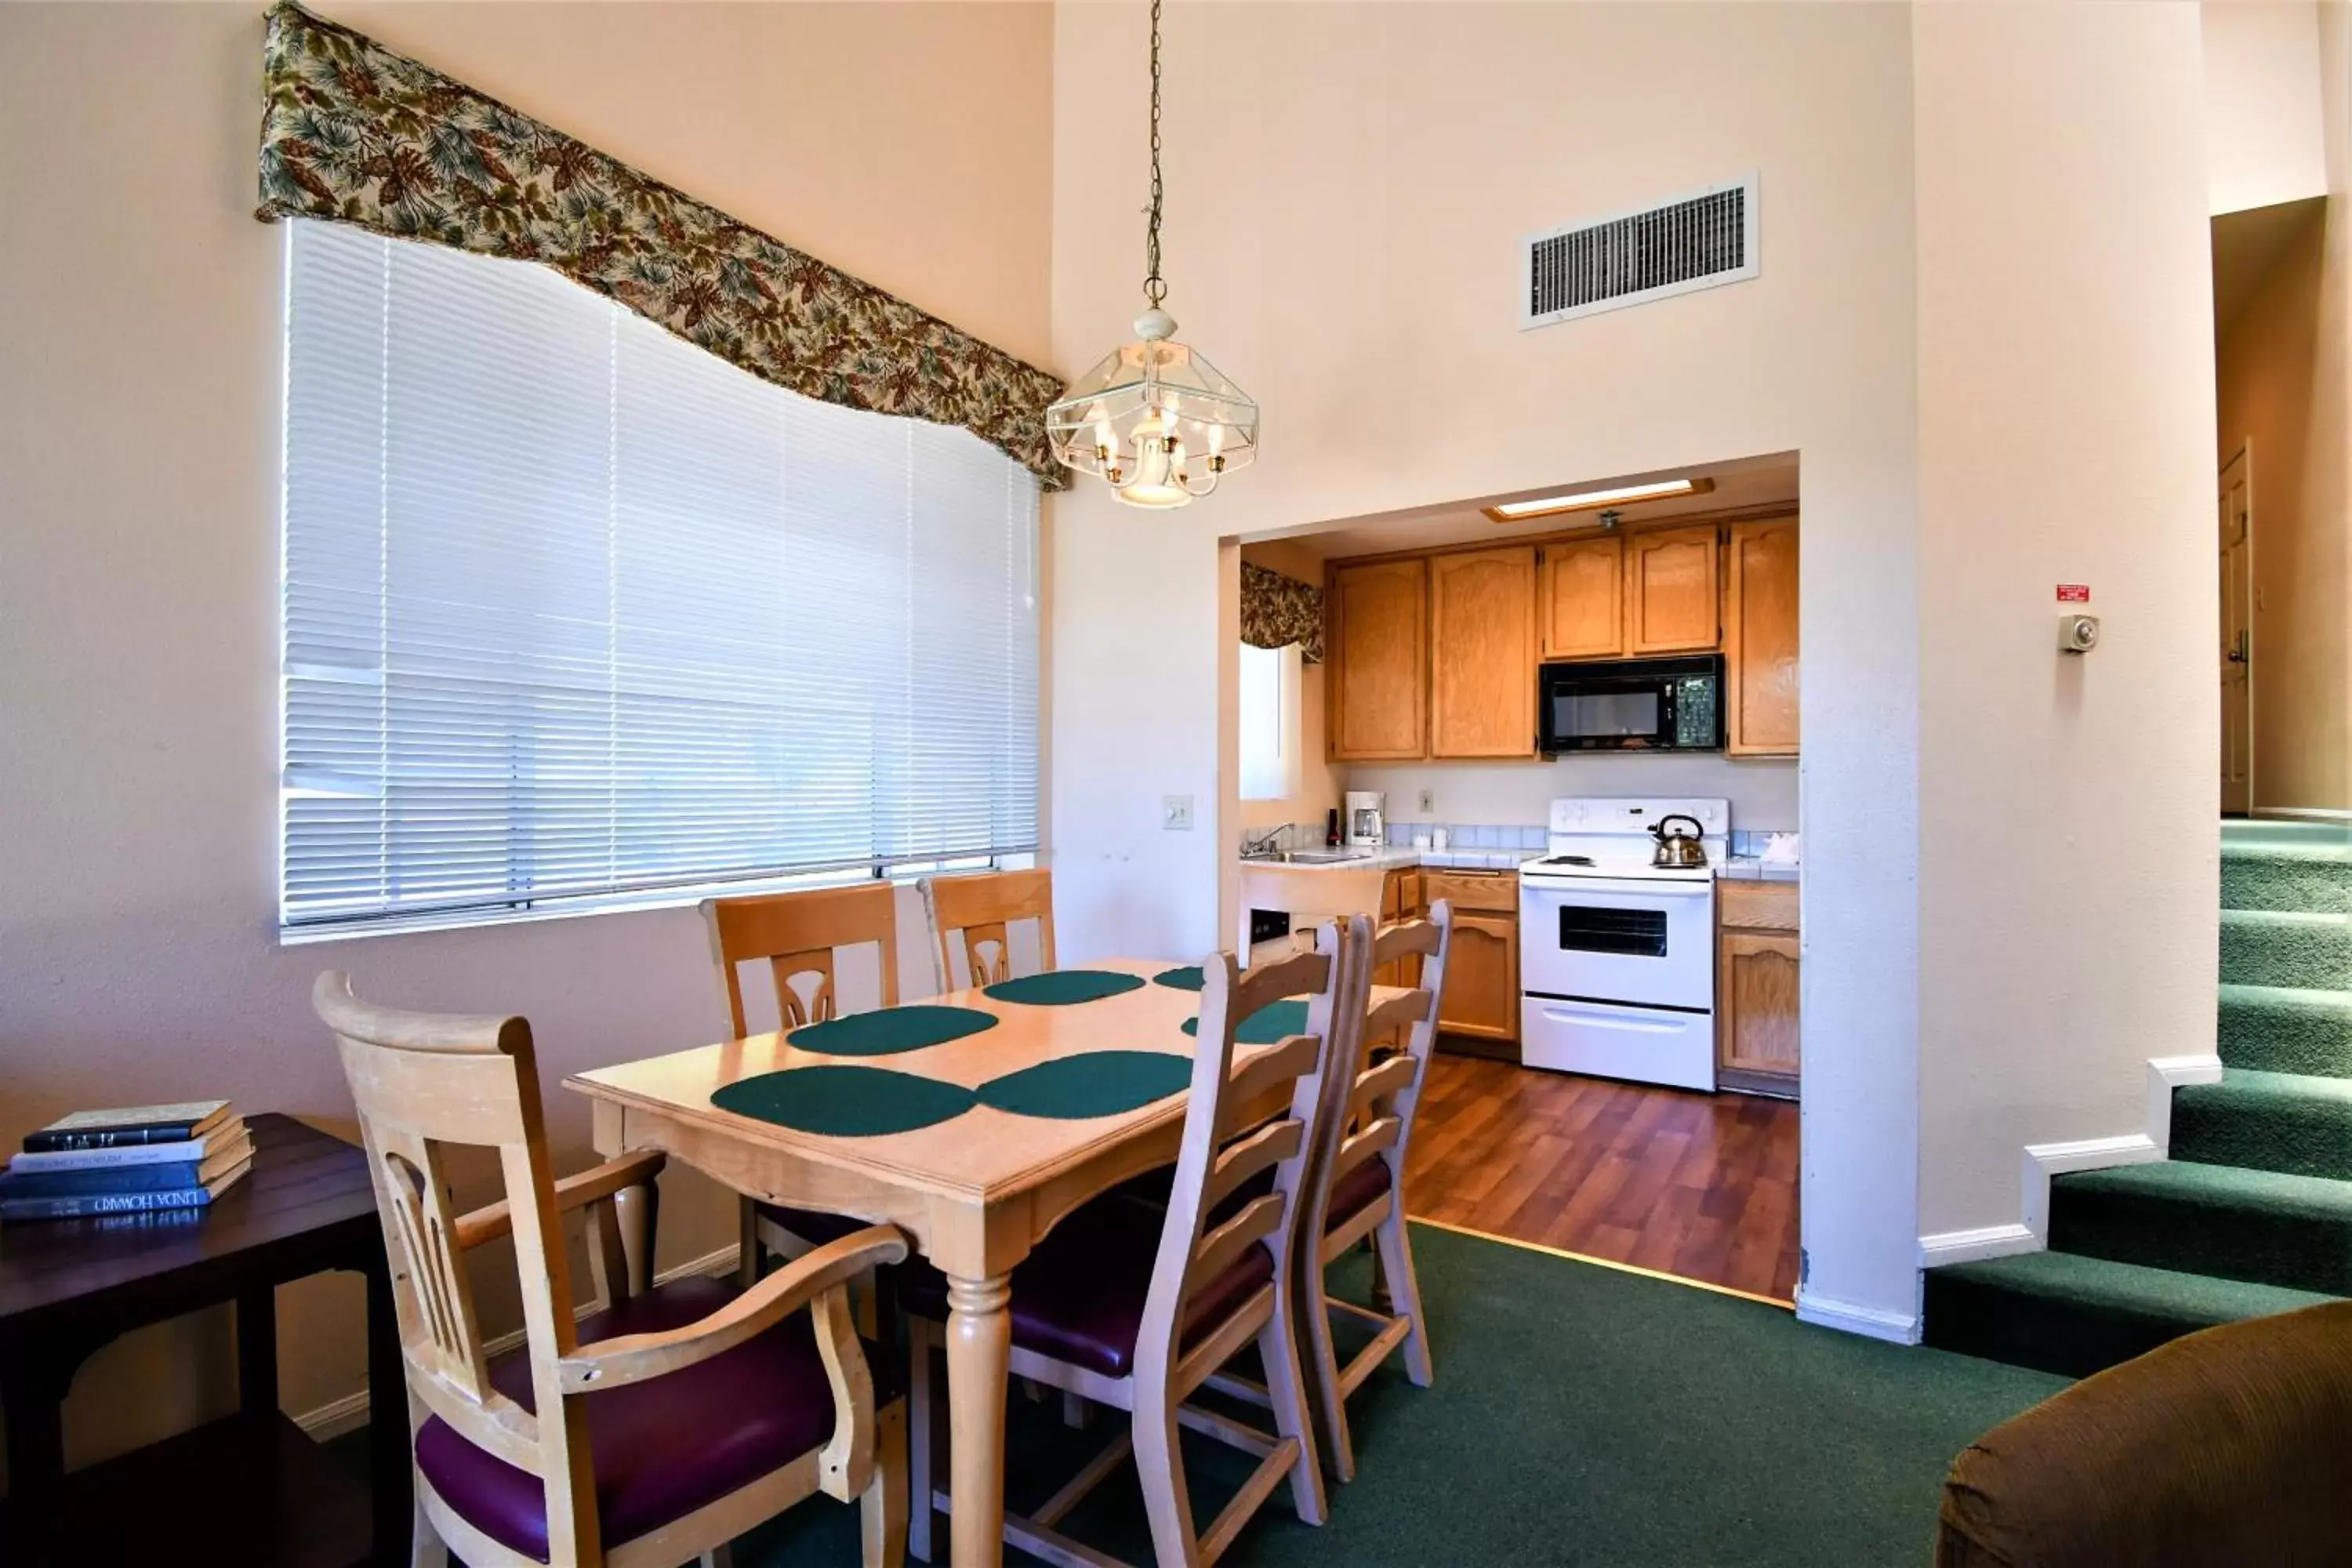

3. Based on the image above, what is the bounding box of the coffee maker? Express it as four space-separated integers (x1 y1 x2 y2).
1344 791 1386 848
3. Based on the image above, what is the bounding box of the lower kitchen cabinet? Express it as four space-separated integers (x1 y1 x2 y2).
1717 882 1799 1097
1418 869 1519 1055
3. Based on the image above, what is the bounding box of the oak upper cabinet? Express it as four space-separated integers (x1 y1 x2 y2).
1430 546 1537 758
1623 524 1720 654
1718 880 1798 1095
1328 558 1428 760
1722 518 1799 757
1537 535 1623 660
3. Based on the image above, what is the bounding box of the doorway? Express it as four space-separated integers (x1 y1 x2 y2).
2220 445 2252 815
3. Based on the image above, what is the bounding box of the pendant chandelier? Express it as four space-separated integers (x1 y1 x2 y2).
1046 0 1258 508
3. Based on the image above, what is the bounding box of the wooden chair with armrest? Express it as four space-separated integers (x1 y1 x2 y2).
918 868 1055 990
1291 902 1454 1484
705 884 907 1277
898 924 1359 1565
314 971 909 1568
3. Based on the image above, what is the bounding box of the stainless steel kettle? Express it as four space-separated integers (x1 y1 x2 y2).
1650 813 1709 869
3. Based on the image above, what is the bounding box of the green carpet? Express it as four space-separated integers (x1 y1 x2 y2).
1927 818 2352 1375
727 1225 2062 1566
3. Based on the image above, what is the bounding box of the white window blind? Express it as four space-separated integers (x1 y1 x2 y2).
281 220 1040 933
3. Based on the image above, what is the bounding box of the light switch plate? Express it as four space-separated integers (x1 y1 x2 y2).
1163 794 1194 831
1417 789 1434 813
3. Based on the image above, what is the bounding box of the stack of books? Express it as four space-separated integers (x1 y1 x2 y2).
0 1102 252 1221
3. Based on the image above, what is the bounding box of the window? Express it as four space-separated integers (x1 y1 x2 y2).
1238 642 1302 801
280 221 1040 933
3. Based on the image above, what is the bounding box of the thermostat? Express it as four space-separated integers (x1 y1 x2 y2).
2058 613 2100 654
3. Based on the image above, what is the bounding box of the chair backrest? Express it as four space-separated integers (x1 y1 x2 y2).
314 972 602 1563
1135 921 1359 1388
1301 902 1455 1242
920 868 1056 990
704 883 902 1038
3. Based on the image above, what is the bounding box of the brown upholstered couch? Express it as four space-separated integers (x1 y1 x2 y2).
1935 1300 2352 1566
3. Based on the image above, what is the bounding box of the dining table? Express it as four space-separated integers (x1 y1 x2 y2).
565 953 1363 1568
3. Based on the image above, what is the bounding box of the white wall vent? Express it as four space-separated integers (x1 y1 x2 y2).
1522 175 1759 329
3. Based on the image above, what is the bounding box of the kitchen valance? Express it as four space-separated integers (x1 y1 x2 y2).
1240 562 1323 664
253 2 1067 487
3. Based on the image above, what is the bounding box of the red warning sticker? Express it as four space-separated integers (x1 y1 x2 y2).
2056 584 2091 603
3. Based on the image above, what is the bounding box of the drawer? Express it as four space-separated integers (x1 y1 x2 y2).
1719 879 1798 933
1421 869 1516 916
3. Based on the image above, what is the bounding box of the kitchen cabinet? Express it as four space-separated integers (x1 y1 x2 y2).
1328 559 1428 760
1722 518 1799 757
1375 867 1420 988
1419 869 1518 1051
1717 880 1798 1097
1537 536 1623 660
1430 547 1537 758
1622 524 1720 655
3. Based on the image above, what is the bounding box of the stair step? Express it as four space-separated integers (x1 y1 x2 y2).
2223 840 2352 914
1922 1249 2335 1377
2220 984 2352 1078
2220 909 2352 989
2049 1160 2352 1295
2223 820 2352 848
2171 1069 2352 1180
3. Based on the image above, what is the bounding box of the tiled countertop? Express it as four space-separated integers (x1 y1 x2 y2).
1239 847 1538 875
1717 855 1801 884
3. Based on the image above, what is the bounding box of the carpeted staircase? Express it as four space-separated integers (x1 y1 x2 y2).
1924 818 2352 1377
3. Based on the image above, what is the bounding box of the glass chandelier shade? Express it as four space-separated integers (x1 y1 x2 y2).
1049 0 1254 510
1047 308 1258 509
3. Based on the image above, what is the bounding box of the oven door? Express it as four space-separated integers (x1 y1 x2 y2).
1518 875 1715 1011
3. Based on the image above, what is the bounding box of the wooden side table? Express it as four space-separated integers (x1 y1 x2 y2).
0 1113 408 1566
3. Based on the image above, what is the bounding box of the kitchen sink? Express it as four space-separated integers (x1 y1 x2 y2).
1242 848 1376 865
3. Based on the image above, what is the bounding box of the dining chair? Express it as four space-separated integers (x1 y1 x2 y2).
1291 902 1455 1485
314 971 911 1568
705 884 906 1277
898 926 1359 1566
919 867 1055 990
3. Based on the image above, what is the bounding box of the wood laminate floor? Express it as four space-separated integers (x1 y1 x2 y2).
1404 1053 1802 1302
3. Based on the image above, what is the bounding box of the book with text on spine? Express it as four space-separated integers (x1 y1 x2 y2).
0 1136 251 1199
0 1157 250 1221
5 1123 248 1174
22 1101 233 1153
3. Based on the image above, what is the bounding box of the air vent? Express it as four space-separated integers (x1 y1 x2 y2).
1523 175 1759 329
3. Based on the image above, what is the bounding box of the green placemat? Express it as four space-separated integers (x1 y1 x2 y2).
712 1065 976 1137
975 1051 1193 1119
786 1004 998 1057
1152 965 1206 991
983 969 1147 1006
1181 997 1312 1044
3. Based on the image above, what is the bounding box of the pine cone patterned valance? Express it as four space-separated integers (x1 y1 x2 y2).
1240 562 1323 665
255 2 1067 488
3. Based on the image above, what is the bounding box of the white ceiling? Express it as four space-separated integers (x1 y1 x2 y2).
1259 453 1800 561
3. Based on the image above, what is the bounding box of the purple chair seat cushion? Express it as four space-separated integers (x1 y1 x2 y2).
1325 1157 1393 1231
414 1275 898 1563
1119 1158 1393 1236
898 1196 1276 1379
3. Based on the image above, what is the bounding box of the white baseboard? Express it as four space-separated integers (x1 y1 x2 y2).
2250 807 2351 822
293 1243 742 1439
1916 1223 2038 1268
1793 1287 1920 1345
2147 1053 2224 1156
2018 1132 2160 1243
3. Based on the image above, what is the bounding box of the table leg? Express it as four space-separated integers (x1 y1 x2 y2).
237 1283 280 1416
943 1272 1011 1568
364 1258 413 1566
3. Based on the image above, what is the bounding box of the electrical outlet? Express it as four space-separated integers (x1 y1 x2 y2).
1162 794 1194 831
1417 789 1434 814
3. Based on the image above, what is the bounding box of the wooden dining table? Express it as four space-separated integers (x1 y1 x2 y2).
565 954 1341 1568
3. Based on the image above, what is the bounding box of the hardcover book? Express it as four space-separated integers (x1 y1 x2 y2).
0 1157 251 1221
21 1101 234 1153
0 1135 252 1199
5 1123 249 1174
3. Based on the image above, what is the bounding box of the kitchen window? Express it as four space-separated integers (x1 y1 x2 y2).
1238 642 1302 801
278 220 1040 935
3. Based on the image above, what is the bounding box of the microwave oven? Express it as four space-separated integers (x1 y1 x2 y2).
1537 655 1725 753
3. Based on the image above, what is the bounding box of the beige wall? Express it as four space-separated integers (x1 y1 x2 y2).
1053 1 1929 1327
2205 1 2330 214
2217 204 2351 809
1914 4 2221 1237
0 0 1051 1477
1348 757 1800 836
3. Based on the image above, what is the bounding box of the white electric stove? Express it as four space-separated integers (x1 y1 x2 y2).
1517 797 1727 1091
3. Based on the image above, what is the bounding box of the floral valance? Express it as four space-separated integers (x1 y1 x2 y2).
1240 562 1323 665
254 2 1067 488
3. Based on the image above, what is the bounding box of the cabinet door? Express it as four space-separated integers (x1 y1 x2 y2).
1718 930 1800 1079
1723 518 1799 756
1538 536 1623 660
1623 524 1721 654
1328 559 1428 760
1436 913 1518 1042
1430 547 1537 758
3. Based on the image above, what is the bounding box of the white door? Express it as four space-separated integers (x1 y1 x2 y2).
2220 448 2252 815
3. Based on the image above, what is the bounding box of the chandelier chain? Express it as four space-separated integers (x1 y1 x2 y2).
1143 0 1166 308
